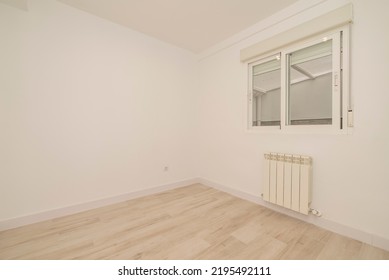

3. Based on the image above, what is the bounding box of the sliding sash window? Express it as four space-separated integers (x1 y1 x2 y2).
248 26 349 133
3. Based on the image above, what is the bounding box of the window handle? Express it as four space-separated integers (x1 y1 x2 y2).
334 72 339 87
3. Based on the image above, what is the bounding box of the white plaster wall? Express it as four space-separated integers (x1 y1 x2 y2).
197 0 389 241
0 0 197 221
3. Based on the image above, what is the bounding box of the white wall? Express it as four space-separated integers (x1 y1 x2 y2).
197 0 389 244
0 0 197 221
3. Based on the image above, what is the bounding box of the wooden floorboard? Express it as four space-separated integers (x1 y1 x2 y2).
0 184 388 260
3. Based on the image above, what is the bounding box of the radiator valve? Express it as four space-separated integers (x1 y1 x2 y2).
310 209 322 217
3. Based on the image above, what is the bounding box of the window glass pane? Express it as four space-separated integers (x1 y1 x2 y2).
252 58 281 126
287 40 332 125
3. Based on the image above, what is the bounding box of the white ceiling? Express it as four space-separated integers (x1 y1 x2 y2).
58 0 299 53
0 0 28 10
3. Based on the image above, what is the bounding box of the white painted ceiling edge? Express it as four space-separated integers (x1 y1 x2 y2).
240 3 353 62
0 0 351 59
57 0 299 54
0 0 28 10
197 0 353 60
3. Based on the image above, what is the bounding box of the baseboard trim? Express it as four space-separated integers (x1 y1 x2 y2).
198 177 389 252
2 177 389 252
0 178 198 231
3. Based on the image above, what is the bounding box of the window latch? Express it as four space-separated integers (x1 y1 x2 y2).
334 73 339 87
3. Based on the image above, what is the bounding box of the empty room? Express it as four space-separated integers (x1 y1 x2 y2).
1 0 389 262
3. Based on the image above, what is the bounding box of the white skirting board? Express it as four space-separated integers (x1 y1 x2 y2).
1 177 388 252
0 178 198 232
198 178 389 252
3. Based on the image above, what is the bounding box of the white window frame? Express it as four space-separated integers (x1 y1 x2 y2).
246 25 350 134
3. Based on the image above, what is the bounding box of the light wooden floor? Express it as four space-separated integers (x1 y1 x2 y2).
1 184 388 260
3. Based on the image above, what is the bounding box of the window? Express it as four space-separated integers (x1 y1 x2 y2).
248 27 349 133
249 55 281 127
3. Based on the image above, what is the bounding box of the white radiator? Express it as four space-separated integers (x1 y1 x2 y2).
263 153 312 215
